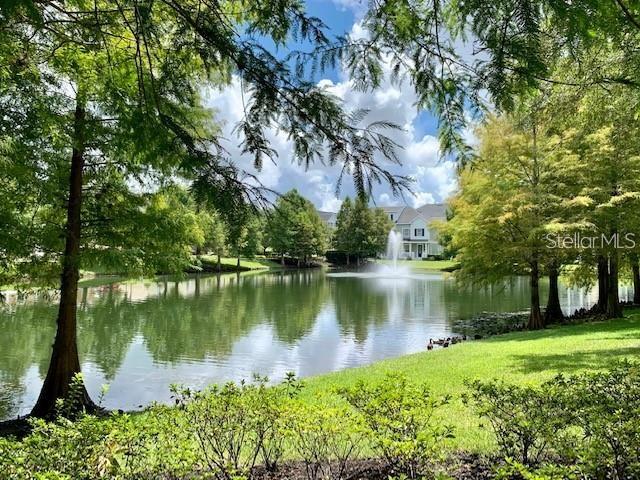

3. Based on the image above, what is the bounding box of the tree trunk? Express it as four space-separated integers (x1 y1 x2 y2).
596 255 608 313
606 252 623 318
281 253 285 266
346 254 350 266
236 256 240 268
217 253 221 272
545 265 564 323
633 260 640 305
31 101 95 418
527 259 544 330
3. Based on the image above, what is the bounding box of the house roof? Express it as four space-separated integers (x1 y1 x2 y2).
396 206 420 224
377 203 447 225
316 203 446 224
417 203 447 219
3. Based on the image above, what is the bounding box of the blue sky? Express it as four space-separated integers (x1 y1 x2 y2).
208 0 457 212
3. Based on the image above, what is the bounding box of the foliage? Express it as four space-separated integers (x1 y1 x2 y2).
171 374 302 479
493 459 579 480
288 403 366 480
337 373 453 478
332 196 393 262
264 190 328 263
467 362 640 479
197 208 228 258
1 0 409 416
551 362 640 480
463 380 564 465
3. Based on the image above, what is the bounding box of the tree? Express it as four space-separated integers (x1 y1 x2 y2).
547 80 640 318
264 190 327 266
264 195 298 265
370 207 395 257
334 198 354 264
197 208 227 271
337 0 640 162
442 111 573 330
1 1 407 417
239 215 264 260
332 196 393 264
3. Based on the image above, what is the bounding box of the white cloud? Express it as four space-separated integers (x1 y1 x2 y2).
330 0 368 17
411 191 435 208
206 23 459 212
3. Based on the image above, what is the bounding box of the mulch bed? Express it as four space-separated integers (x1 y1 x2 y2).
251 453 496 480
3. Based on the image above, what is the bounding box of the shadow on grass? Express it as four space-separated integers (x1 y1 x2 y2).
486 317 640 343
510 345 640 375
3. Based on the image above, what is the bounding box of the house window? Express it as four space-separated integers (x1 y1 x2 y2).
389 213 394 221
403 244 410 253
414 228 425 237
402 228 410 238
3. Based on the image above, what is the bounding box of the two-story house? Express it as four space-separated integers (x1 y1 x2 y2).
318 204 447 259
380 204 447 259
317 211 337 229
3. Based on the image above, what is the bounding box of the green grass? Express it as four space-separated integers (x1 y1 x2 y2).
304 311 640 452
376 259 458 271
199 256 282 271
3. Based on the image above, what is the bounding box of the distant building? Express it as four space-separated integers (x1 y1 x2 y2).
317 210 337 229
380 204 447 259
317 203 447 259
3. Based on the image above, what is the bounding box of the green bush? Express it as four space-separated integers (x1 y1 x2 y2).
467 362 640 479
288 403 366 480
171 374 301 480
551 362 640 480
493 459 579 480
0 413 161 480
463 380 565 466
337 373 453 479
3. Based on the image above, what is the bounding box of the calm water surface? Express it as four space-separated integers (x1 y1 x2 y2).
0 269 631 419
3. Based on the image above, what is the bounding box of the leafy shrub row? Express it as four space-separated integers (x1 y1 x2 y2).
465 361 640 480
4 363 640 480
0 373 452 480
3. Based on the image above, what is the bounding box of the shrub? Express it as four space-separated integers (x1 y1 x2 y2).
172 374 301 479
464 380 566 466
337 373 453 479
551 362 640 480
288 403 366 480
493 459 579 480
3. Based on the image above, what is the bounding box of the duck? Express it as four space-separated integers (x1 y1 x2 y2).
426 339 434 350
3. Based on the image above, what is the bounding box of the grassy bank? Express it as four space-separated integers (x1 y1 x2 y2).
198 255 282 271
376 259 458 271
304 311 640 452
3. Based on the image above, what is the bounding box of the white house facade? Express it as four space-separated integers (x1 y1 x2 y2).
381 204 447 259
317 211 337 229
318 204 447 260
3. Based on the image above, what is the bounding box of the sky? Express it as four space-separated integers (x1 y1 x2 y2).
207 0 459 213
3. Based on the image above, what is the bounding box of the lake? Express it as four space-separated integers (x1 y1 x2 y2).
0 269 632 419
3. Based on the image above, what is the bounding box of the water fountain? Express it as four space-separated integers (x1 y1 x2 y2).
327 228 418 279
386 230 404 271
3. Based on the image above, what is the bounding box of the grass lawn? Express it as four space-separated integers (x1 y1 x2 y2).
376 259 458 271
304 311 640 452
199 255 282 271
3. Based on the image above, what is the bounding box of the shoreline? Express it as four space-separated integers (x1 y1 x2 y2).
3 310 639 447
